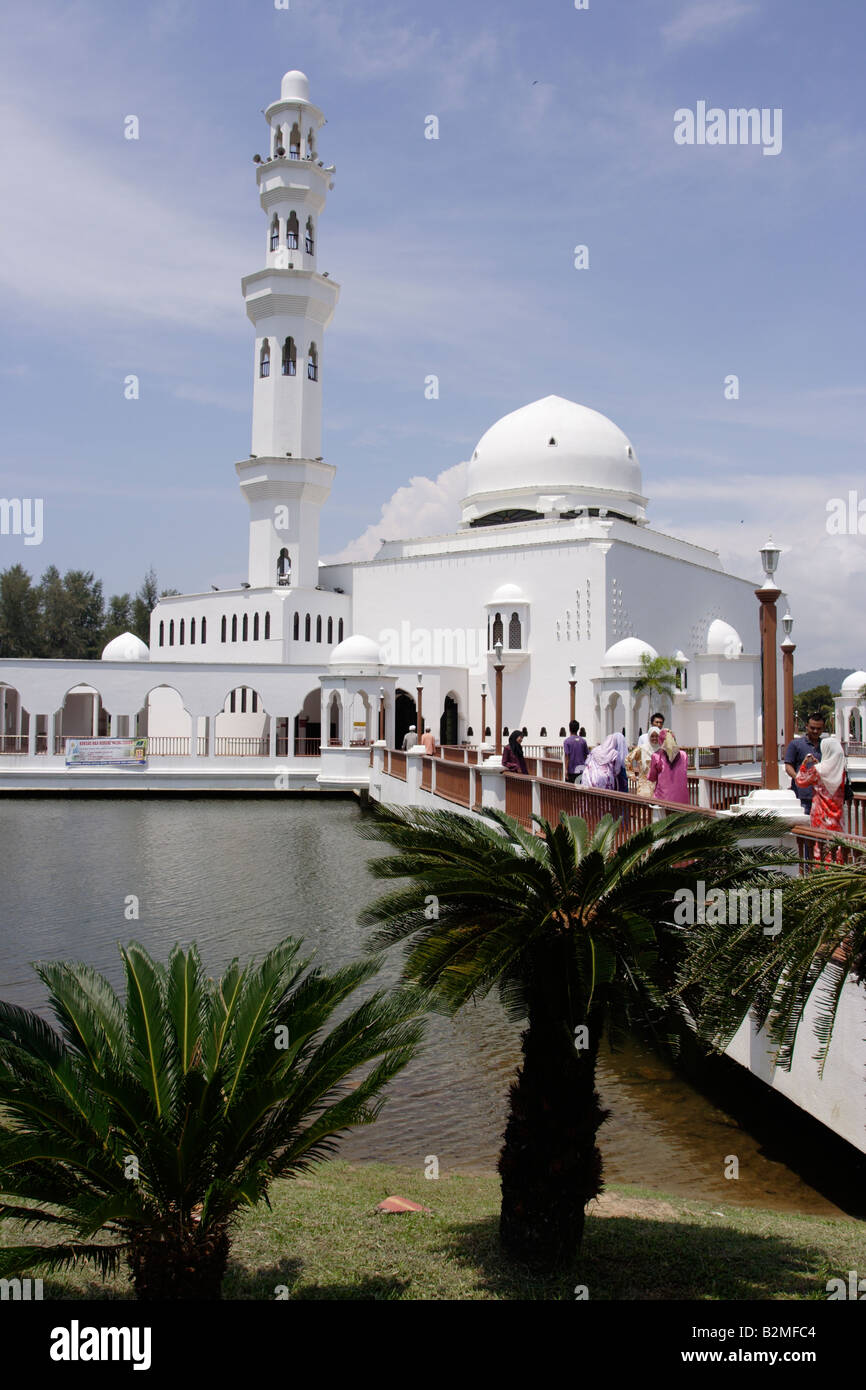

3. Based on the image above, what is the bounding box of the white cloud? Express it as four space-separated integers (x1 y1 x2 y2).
662 1 757 47
323 460 466 562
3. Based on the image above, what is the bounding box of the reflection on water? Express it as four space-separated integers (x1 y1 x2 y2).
0 797 851 1216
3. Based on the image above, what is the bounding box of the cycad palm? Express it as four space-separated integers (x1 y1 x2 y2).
359 803 791 1269
678 846 866 1077
0 938 425 1299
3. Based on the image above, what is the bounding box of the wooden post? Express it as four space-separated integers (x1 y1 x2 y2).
756 585 781 790
494 662 504 755
781 641 796 748
569 680 576 725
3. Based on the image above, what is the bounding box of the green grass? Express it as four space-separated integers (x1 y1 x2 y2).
4 1162 862 1300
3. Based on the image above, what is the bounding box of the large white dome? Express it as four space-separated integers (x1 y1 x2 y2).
461 396 646 527
841 669 866 696
281 70 310 102
706 619 743 657
101 632 149 662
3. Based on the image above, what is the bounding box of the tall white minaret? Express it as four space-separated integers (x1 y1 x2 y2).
236 70 340 591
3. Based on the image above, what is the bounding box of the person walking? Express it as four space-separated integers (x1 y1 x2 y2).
648 730 689 806
784 712 826 818
502 729 529 774
795 735 847 863
582 733 626 791
401 725 417 751
563 719 588 784
420 725 436 755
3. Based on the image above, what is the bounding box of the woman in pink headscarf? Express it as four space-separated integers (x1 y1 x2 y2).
582 733 628 791
648 730 689 806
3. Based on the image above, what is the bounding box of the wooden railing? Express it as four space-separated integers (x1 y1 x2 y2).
434 759 471 808
420 756 433 791
791 824 866 872
390 749 407 782
504 772 533 826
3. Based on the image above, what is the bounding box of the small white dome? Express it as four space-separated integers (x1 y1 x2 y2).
101 632 149 662
602 637 658 667
487 582 528 605
841 669 866 696
281 70 310 102
706 619 743 657
329 634 383 667
673 649 689 664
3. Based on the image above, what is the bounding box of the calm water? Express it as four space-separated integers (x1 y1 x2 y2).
0 797 851 1216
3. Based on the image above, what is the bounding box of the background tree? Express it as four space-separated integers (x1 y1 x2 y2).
632 653 678 729
131 569 159 644
103 594 133 645
0 937 426 1300
793 684 835 731
0 565 42 657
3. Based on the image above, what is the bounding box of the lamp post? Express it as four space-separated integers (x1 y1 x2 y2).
416 672 423 742
756 537 782 789
494 641 504 756
781 612 796 747
568 662 577 725
378 686 385 742
480 681 487 746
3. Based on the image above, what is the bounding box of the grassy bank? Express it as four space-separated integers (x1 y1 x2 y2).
6 1161 861 1301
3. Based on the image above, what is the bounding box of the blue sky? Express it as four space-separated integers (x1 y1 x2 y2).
0 0 864 668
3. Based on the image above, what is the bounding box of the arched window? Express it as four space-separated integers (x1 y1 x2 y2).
316 615 322 642
492 611 504 646
305 215 314 254
201 616 206 644
508 612 522 649
179 618 184 645
269 214 279 252
259 339 270 378
286 211 299 248
253 612 259 641
327 616 333 644
230 691 236 713
289 122 300 158
281 124 290 154
304 613 311 641
221 615 226 643
190 617 196 645
281 337 296 376
159 620 164 647
307 126 316 157
338 618 344 641
293 612 299 640
277 547 291 585
241 688 247 714
169 619 175 646
252 691 258 713
307 342 318 381
231 614 238 642
242 613 248 641
264 611 271 639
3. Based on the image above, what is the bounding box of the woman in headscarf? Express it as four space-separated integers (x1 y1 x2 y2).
648 730 689 805
582 732 627 791
627 727 663 798
501 728 529 774
796 735 847 863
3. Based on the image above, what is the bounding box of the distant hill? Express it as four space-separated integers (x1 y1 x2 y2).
793 668 853 696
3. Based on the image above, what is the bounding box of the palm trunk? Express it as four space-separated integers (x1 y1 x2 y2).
498 1006 609 1269
129 1224 229 1300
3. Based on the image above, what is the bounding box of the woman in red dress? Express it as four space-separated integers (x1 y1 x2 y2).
795 736 846 864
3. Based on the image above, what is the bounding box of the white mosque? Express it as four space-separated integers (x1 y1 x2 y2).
3 68 859 786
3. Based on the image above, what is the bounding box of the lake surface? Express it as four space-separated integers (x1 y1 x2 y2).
0 796 852 1216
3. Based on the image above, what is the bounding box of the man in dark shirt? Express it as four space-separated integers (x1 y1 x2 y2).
784 713 825 815
563 720 589 784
